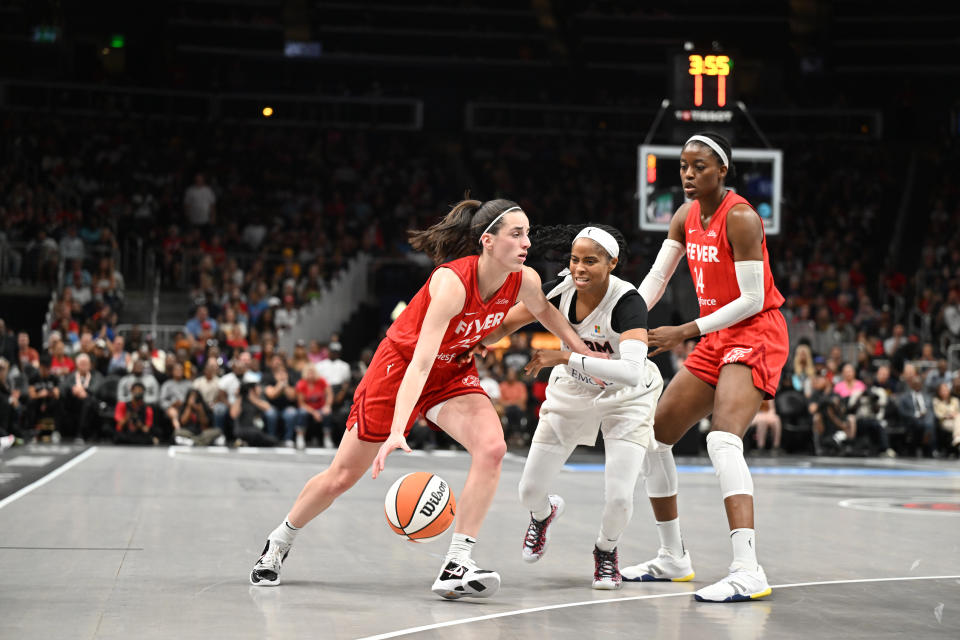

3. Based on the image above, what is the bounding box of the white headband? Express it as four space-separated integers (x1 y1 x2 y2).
685 135 729 167
573 226 619 259
478 206 523 244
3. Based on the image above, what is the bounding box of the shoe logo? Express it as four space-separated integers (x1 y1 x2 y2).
444 564 468 578
729 580 746 595
722 347 753 364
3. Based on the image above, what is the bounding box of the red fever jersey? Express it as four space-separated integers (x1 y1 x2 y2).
682 190 789 399
684 190 784 319
349 255 523 442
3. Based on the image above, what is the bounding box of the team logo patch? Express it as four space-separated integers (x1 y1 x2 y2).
722 347 753 364
461 375 481 387
707 229 718 238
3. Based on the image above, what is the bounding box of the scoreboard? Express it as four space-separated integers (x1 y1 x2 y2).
638 47 782 235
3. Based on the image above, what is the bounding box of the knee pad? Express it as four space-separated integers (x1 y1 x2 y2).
643 440 678 498
706 430 753 498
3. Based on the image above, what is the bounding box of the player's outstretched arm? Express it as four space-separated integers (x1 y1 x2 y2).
371 268 465 479
637 207 688 309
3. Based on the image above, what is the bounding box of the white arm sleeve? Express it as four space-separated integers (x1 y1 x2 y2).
694 260 765 335
566 340 648 387
638 239 684 310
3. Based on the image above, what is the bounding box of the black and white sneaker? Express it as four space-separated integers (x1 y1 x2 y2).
592 546 622 590
521 495 565 563
431 558 501 600
249 539 291 586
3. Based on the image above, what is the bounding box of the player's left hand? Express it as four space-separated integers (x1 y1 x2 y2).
456 342 488 364
524 349 569 377
648 325 688 357
371 432 412 479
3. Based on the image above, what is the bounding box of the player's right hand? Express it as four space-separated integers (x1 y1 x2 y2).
371 432 412 479
455 343 488 364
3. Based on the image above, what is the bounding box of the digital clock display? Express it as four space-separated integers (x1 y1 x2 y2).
674 53 733 109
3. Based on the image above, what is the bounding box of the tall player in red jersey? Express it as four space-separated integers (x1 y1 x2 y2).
250 197 594 600
620 133 788 602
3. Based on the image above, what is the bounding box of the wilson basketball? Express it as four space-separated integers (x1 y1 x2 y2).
384 472 456 543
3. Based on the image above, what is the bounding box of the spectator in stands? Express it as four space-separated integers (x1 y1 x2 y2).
924 359 955 394
114 381 157 445
295 362 333 448
94 256 125 311
216 352 249 440
315 342 350 389
175 389 223 446
184 172 216 229
27 354 61 441
933 382 960 455
161 362 193 435
274 295 299 332
262 354 300 447
833 363 866 399
884 323 908 357
936 289 960 342
503 332 531 372
0 358 25 441
848 371 896 457
290 340 310 371
17 331 39 372
59 353 103 443
750 400 781 455
48 334 75 377
192 359 222 415
306 339 326 364
0 320 16 365
230 372 279 447
498 367 528 446
790 343 816 396
118 359 160 405
256 305 277 336
107 335 131 375
895 364 937 457
186 305 218 343
873 364 901 394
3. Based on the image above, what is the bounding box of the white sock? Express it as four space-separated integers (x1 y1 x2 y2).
656 518 684 558
269 518 300 546
730 528 758 571
445 533 476 563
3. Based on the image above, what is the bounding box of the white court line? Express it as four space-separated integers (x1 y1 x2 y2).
355 574 960 640
0 447 98 511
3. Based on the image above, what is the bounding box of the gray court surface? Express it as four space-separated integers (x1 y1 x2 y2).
1 444 958 639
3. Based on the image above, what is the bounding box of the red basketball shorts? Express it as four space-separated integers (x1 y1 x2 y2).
683 308 789 399
345 338 488 443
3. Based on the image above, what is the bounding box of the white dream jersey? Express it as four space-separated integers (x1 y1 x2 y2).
545 273 640 390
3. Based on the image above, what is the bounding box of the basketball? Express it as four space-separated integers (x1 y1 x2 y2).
384 472 456 543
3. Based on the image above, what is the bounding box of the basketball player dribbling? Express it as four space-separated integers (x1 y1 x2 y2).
477 223 661 590
250 197 596 600
620 132 788 602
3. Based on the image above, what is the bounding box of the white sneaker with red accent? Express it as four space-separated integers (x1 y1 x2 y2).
521 495 565 563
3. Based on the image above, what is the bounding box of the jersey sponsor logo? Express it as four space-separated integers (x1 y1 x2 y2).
435 352 457 362
454 312 505 337
686 242 720 264
584 340 613 354
494 298 511 305
706 229 718 238
570 367 603 386
698 297 718 307
386 363 395 374
461 375 481 387
722 347 754 364
593 324 601 334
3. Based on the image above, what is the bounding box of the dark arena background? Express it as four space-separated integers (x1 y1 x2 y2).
1 1 959 638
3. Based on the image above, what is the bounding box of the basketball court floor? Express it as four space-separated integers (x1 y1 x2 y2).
1 443 958 639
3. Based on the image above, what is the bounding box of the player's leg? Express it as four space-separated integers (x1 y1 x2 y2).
250 423 381 586
694 362 770 602
622 367 712 582
517 425 576 563
591 438 647 589
428 393 506 599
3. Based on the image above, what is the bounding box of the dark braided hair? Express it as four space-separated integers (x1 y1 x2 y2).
408 193 522 265
530 223 627 274
683 131 737 180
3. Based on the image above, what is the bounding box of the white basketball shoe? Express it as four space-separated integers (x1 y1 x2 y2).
431 557 501 600
694 565 771 602
521 495 565 563
249 539 291 586
621 548 695 582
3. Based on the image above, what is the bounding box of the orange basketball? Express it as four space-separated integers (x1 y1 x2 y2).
384 472 456 543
